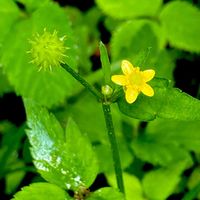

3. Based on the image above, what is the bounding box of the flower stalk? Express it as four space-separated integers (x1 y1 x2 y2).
61 63 102 101
102 103 125 194
61 62 125 194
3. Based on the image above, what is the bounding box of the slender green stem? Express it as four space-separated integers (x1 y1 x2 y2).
61 63 102 100
102 103 125 194
61 63 124 193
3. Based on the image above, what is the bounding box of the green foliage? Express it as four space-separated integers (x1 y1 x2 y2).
99 41 111 85
12 183 72 200
131 119 200 166
107 173 144 200
87 187 125 200
160 1 200 52
24 99 98 191
1 0 200 199
95 0 162 19
1 2 78 107
142 161 188 200
0 68 13 96
16 0 50 12
111 20 165 63
118 78 200 121
0 0 20 45
63 93 133 173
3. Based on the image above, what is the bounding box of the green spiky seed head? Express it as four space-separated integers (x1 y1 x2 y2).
28 29 67 71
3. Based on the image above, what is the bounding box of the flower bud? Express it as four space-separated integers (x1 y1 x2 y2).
101 85 113 97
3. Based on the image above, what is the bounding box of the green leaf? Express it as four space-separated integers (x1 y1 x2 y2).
87 187 125 200
1 2 78 107
131 118 200 167
0 124 25 178
147 119 200 153
142 162 189 200
183 182 200 200
55 93 133 173
5 161 26 194
118 78 200 121
185 168 200 200
0 0 20 45
132 130 192 166
12 182 72 200
154 50 176 81
99 41 111 85
95 0 162 19
0 68 13 96
17 0 50 12
107 173 145 200
111 20 165 64
24 99 98 190
160 1 200 52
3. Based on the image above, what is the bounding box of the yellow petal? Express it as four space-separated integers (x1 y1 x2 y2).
121 60 134 75
111 75 127 86
125 87 139 104
141 69 155 82
141 83 154 96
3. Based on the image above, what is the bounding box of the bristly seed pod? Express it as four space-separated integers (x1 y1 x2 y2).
28 28 68 71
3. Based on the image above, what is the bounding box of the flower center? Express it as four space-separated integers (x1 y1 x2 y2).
129 72 144 86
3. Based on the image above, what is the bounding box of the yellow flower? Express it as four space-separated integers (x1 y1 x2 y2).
111 60 155 104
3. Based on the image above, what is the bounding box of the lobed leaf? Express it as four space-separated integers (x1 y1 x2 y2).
24 99 98 191
0 0 20 45
12 182 72 200
160 1 200 52
1 2 78 107
142 161 189 200
87 187 125 200
111 20 165 63
118 78 200 121
107 173 145 200
147 119 200 152
95 0 162 19
17 0 50 12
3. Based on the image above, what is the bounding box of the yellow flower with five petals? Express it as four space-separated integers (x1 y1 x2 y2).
111 60 155 104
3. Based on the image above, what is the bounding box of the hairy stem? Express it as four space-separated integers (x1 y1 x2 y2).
102 103 125 194
61 63 102 100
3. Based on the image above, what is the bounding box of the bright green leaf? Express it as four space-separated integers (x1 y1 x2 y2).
132 131 192 166
1 2 78 107
188 168 200 190
107 173 145 200
95 0 162 19
154 50 176 81
87 187 125 200
6 161 25 194
24 99 98 191
131 119 200 166
99 41 111 85
142 162 189 200
185 168 200 200
147 119 200 153
0 0 19 45
0 124 25 178
183 182 200 200
17 0 50 12
111 20 165 65
118 78 200 121
0 68 13 96
160 1 200 52
56 93 133 173
12 182 72 200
